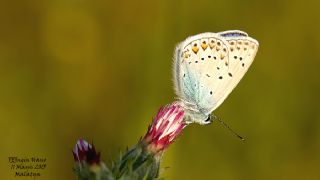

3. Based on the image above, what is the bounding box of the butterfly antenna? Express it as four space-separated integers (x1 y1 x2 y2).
215 116 245 141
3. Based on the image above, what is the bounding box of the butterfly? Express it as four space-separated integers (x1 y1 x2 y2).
173 30 259 125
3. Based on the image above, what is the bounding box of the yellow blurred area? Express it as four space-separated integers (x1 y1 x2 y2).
1 0 320 179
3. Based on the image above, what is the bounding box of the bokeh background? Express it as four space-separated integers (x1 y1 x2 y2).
1 0 320 179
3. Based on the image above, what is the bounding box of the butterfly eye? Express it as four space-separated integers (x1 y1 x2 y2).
205 115 212 123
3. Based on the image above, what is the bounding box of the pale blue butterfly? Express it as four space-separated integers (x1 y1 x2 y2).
173 30 259 125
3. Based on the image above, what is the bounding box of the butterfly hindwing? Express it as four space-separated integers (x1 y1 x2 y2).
174 33 228 111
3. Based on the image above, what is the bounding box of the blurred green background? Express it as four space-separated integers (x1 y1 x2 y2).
1 0 320 179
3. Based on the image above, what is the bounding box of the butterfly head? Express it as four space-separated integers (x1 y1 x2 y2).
179 101 213 125
184 110 213 125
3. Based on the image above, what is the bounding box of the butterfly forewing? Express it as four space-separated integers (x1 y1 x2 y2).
212 31 259 112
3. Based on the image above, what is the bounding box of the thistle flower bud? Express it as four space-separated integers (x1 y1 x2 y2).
73 139 101 165
143 102 186 154
73 139 114 180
